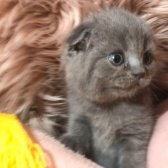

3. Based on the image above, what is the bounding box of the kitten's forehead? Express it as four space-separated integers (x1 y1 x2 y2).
89 9 151 50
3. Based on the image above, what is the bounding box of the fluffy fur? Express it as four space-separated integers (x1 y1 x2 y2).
0 0 167 136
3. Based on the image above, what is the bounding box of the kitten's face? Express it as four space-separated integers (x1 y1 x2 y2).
63 9 156 103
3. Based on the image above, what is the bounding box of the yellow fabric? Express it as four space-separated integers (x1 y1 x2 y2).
0 113 47 168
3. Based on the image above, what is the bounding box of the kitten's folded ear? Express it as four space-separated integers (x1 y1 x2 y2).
67 22 93 54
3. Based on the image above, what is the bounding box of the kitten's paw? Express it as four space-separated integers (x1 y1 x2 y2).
60 134 89 155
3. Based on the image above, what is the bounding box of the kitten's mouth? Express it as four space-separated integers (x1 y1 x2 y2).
113 78 138 90
114 83 138 91
113 77 151 91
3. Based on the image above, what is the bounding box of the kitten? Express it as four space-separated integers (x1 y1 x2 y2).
61 9 156 168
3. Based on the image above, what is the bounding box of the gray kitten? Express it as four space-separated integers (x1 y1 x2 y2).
61 9 156 168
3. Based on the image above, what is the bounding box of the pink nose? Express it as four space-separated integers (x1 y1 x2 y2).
132 71 145 79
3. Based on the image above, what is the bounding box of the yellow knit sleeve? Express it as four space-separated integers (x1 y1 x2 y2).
0 113 47 168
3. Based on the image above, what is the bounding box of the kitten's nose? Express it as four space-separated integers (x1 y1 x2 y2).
132 71 145 79
131 66 145 79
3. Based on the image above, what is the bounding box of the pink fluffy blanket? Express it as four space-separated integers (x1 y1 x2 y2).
32 100 168 168
32 130 102 168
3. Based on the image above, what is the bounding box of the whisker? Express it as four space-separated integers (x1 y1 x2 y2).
151 83 167 94
150 88 160 102
153 79 168 84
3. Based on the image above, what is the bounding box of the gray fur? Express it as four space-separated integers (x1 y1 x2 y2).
61 9 156 168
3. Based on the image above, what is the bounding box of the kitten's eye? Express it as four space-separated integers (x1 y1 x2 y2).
143 52 153 65
107 52 124 66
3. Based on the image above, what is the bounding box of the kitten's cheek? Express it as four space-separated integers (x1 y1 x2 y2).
113 79 126 89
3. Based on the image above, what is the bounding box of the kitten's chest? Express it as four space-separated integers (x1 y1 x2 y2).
90 110 123 147
87 102 149 149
